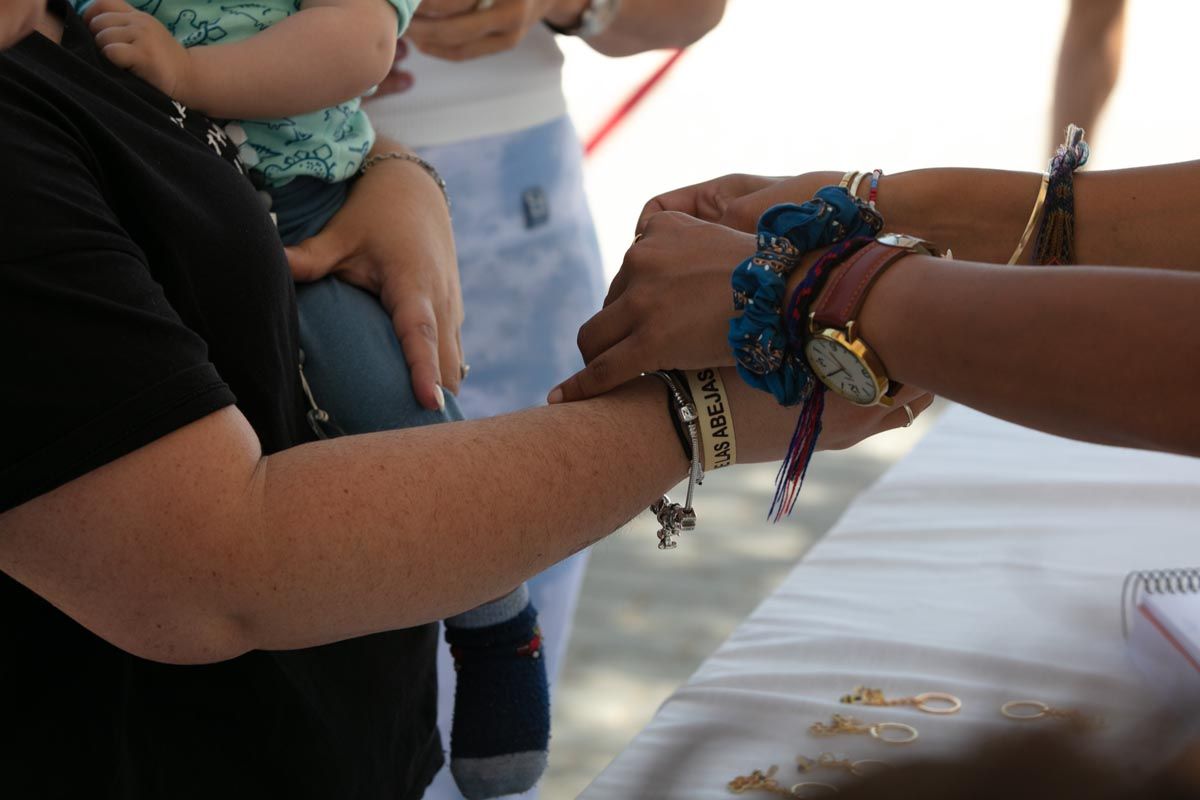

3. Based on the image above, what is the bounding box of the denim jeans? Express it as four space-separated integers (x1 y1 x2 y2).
272 176 463 433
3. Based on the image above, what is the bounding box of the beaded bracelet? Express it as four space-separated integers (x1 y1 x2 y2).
867 168 883 209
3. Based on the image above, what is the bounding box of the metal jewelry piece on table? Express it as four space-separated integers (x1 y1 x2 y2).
796 752 892 777
1001 700 1104 731
840 685 961 714
869 721 920 744
809 713 919 744
728 765 783 795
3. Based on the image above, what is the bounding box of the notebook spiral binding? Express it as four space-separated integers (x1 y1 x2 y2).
1121 568 1200 637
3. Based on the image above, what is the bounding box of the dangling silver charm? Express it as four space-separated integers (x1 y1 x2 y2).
647 371 705 551
652 495 696 550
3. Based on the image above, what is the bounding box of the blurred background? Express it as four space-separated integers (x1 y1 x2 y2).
542 0 1198 795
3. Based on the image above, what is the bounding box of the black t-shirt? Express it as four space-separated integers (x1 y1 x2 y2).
0 5 440 797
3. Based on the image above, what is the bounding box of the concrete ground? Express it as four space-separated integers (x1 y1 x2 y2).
541 0 1199 795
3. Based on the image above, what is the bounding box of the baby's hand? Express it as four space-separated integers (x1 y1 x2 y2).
84 0 194 102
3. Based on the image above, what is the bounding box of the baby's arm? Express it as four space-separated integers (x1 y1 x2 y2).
84 0 398 119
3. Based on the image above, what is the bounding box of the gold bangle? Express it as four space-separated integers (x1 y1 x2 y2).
838 170 860 190
1007 172 1049 265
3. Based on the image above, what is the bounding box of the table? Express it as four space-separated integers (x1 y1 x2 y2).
582 406 1200 798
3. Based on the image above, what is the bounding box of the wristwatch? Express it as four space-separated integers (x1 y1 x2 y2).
804 233 947 406
547 0 621 38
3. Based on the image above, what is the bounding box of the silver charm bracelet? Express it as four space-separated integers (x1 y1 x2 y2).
359 152 451 212
648 371 704 550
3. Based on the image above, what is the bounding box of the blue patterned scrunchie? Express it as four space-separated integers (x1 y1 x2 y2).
728 186 883 405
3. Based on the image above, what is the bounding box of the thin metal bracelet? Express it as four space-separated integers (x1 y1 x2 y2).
360 152 451 213
1007 172 1048 265
647 371 703 551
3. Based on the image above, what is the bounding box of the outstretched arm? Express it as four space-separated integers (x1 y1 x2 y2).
0 375 922 665
638 161 1200 270
84 0 398 119
553 211 1200 457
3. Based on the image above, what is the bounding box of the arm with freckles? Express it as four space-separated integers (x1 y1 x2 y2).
0 373 920 665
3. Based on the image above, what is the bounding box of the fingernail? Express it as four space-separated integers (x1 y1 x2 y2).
435 385 446 412
547 387 563 405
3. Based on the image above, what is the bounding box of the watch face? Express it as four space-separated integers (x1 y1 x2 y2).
805 336 880 405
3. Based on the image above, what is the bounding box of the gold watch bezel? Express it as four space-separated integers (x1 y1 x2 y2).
804 323 894 407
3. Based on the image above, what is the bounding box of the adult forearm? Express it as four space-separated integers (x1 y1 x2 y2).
571 0 725 57
858 256 1200 455
240 379 686 650
0 381 684 664
735 163 1200 270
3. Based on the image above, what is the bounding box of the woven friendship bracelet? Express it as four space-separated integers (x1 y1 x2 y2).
1033 124 1089 265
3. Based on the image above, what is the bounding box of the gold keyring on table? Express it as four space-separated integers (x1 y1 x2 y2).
790 782 840 798
1001 700 1051 720
914 692 962 714
869 722 919 744
850 759 892 777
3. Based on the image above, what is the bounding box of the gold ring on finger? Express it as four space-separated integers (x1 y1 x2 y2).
473 0 495 9
902 403 915 428
460 363 471 381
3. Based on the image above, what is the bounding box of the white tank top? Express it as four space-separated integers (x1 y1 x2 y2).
368 26 567 148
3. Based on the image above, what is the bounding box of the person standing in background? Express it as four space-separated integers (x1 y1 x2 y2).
1052 0 1126 148
366 1 726 796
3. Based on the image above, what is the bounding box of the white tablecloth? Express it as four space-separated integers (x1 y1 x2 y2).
582 406 1200 799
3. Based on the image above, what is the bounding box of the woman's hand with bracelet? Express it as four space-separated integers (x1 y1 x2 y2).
553 210 934 447
285 140 464 409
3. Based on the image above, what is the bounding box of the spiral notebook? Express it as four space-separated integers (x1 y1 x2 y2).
1122 569 1200 701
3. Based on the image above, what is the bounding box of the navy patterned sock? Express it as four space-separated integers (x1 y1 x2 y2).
445 584 550 799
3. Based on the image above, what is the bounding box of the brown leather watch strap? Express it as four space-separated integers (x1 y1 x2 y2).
811 241 913 330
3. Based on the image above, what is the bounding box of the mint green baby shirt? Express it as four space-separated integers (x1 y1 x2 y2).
126 0 417 185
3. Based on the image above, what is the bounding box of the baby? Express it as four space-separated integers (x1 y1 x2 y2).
77 0 549 796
